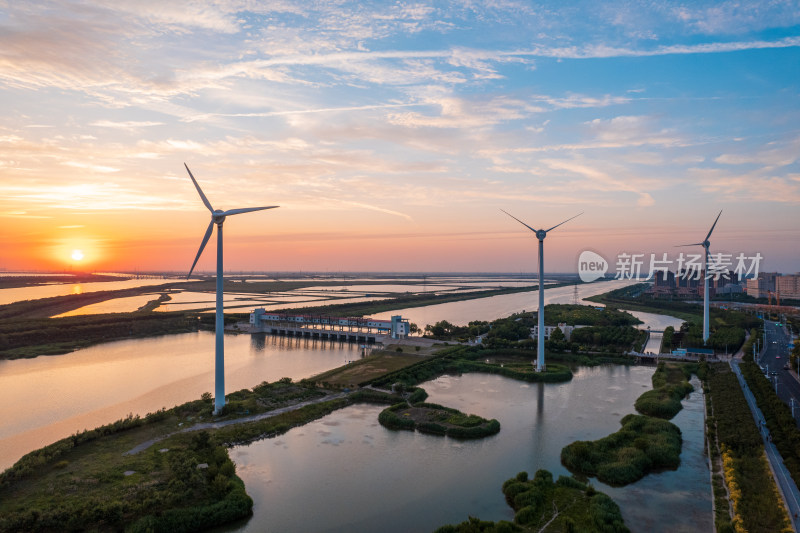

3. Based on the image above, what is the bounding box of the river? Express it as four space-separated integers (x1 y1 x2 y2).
0 332 368 471
0 278 708 532
0 279 684 471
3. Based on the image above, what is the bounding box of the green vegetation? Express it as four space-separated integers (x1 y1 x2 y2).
634 362 695 419
588 284 758 354
436 470 628 533
0 273 125 290
704 363 791 533
379 402 500 438
544 304 642 327
422 304 642 349
0 312 199 359
560 414 682 486
561 361 704 486
0 375 360 533
585 284 703 323
368 345 573 389
665 321 752 353
0 422 253 533
570 325 644 352
740 356 800 488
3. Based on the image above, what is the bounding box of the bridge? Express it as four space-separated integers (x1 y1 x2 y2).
244 309 411 344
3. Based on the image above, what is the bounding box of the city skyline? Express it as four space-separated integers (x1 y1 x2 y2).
1 1 799 273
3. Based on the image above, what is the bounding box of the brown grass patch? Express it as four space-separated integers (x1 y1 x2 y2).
309 352 424 387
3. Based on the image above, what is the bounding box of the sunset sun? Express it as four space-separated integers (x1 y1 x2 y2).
71 249 84 261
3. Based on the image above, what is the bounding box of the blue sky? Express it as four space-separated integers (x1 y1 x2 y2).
0 1 798 273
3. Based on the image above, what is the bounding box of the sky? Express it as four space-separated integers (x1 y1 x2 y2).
0 0 799 275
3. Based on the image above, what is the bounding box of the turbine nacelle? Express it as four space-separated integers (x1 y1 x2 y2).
500 209 583 239
676 209 722 346
501 208 582 373
183 163 279 415
185 163 279 278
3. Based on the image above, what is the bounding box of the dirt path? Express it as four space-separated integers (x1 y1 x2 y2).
123 391 349 456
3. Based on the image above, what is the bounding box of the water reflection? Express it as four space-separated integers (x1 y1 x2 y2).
230 368 710 533
0 332 369 470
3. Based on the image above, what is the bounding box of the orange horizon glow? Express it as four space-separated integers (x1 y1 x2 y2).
1 4 798 275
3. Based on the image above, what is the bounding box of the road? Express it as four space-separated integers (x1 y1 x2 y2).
731 357 800 530
757 319 800 421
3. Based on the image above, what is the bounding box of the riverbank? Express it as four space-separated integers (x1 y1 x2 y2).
0 345 572 531
0 281 567 360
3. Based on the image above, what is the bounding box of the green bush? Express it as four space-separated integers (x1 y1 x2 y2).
561 414 682 486
437 469 629 533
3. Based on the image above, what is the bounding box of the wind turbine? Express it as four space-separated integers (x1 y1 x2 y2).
185 163 278 414
677 210 722 345
502 210 582 372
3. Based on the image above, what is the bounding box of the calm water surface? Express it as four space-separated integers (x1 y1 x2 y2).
229 368 711 533
372 279 641 327
0 333 368 470
0 278 190 305
0 276 710 532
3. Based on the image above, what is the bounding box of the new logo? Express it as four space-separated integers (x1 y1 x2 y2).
578 250 608 282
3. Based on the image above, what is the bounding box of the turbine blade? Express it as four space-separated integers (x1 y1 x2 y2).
187 220 214 279
184 163 214 213
674 242 704 247
221 206 279 217
705 209 722 241
500 209 538 233
545 212 583 233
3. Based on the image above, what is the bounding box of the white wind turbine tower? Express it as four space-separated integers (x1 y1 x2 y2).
502 210 582 372
185 163 278 414
677 210 722 345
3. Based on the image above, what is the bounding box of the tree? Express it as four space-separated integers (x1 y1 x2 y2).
550 327 565 342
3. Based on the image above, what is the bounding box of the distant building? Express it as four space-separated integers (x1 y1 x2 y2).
645 268 730 299
776 274 800 300
746 272 778 298
249 309 410 339
531 323 585 341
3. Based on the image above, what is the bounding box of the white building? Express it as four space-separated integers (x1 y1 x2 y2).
249 309 410 339
530 323 583 341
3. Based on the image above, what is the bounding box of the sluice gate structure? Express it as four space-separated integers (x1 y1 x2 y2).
247 308 410 344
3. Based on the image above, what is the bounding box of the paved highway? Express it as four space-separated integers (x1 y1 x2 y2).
757 319 800 421
731 357 800 530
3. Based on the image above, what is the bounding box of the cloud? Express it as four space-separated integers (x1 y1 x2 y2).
183 103 426 123
337 200 414 222
671 2 800 35
585 115 683 147
62 161 120 173
714 136 800 167
690 167 800 204
0 181 187 211
90 120 164 129
388 95 542 129
541 158 656 207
